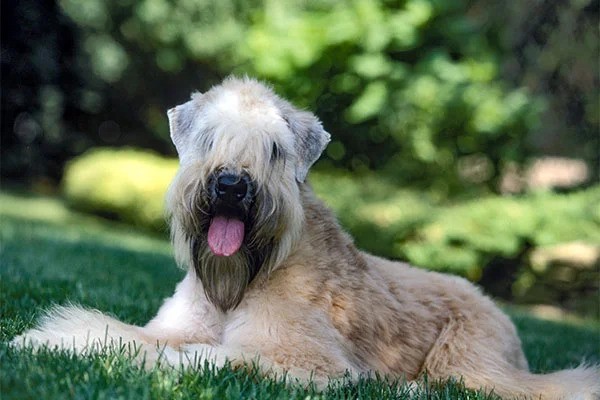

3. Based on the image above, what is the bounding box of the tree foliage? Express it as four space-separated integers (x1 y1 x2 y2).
3 0 596 196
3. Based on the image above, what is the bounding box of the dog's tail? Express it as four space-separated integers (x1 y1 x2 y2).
10 305 164 362
466 363 600 400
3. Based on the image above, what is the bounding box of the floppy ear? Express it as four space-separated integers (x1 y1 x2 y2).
283 108 331 182
167 96 198 156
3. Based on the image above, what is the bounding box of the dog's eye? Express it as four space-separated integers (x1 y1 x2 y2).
271 142 282 162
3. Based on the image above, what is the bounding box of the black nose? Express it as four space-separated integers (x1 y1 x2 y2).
216 173 249 203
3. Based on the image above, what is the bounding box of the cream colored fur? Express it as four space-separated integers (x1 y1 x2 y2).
12 77 599 399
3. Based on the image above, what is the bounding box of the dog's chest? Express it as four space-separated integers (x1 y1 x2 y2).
217 297 285 348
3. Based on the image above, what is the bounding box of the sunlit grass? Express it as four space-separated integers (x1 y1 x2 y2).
1 191 598 399
0 191 171 255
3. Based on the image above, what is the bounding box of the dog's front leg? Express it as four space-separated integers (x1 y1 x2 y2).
143 272 223 348
171 343 339 390
157 343 229 369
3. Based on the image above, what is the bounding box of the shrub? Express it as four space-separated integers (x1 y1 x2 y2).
63 148 178 231
400 189 600 279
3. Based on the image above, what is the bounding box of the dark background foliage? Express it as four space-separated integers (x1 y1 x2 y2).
3 0 597 194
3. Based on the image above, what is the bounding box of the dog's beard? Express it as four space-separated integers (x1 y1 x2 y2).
192 240 253 312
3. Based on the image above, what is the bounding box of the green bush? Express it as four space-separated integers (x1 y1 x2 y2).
400 189 600 279
63 148 178 231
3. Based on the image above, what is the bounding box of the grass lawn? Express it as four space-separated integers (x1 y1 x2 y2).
1 191 598 399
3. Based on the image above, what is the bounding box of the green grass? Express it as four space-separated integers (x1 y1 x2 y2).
1 192 598 399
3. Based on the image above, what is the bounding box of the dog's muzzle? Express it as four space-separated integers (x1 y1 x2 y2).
207 171 254 257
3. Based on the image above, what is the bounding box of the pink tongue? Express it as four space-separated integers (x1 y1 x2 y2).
207 216 245 256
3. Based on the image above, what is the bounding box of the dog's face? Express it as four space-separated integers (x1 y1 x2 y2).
166 77 330 311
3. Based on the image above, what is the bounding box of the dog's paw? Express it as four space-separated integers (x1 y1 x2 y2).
160 343 229 369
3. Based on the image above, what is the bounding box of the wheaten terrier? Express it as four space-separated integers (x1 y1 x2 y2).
13 77 599 399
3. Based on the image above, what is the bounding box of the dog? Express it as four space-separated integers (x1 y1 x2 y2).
12 77 599 399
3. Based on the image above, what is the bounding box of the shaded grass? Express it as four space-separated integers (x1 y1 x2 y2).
1 192 598 399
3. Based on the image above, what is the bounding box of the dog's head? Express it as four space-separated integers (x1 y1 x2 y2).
166 77 330 312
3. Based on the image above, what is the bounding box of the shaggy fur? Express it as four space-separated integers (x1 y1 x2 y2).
12 77 599 399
